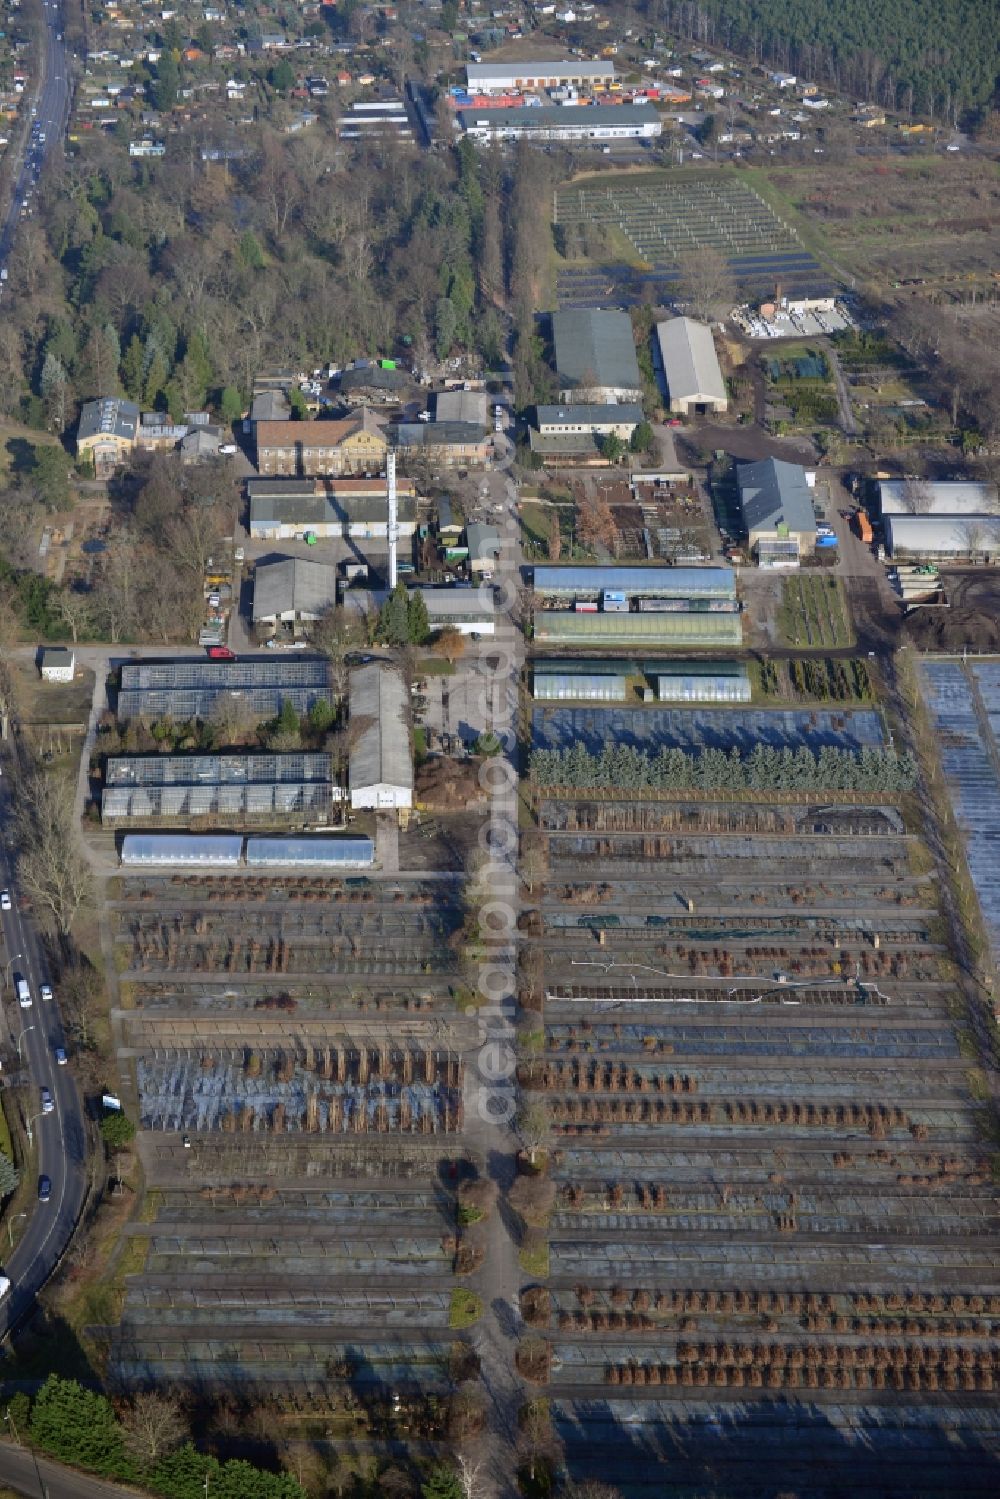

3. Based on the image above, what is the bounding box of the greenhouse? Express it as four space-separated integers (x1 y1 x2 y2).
653 661 751 703
117 658 332 721
245 837 375 868
533 660 630 702
533 611 742 647
533 565 735 600
120 834 243 866
106 752 332 786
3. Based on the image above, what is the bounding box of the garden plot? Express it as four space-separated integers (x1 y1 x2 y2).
921 659 1000 966
520 778 1000 1484
531 705 884 755
554 175 826 298
136 1044 463 1135
107 1185 458 1393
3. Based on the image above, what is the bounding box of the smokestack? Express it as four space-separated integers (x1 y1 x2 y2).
387 449 398 590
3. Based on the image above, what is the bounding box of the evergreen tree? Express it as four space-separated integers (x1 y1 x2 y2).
407 589 430 644
121 335 145 401
30 1376 134 1479
377 583 411 645
0 1150 18 1196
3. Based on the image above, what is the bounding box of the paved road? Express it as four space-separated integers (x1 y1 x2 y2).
0 0 71 268
0 753 88 1343
0 1439 139 1499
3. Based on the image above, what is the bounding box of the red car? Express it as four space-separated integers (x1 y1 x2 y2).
207 645 236 660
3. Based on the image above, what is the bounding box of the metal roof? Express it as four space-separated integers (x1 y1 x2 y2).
120 834 243 865
252 558 339 621
738 458 816 535
536 403 643 427
655 317 727 406
466 59 614 85
435 391 490 428
413 587 495 622
467 522 501 564
532 565 736 597
245 837 374 866
348 663 413 794
885 514 1000 554
878 480 999 517
552 309 642 395
249 489 415 530
391 421 488 448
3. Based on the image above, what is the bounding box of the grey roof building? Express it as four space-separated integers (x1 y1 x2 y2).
535 403 643 434
349 663 413 811
459 104 661 145
435 390 490 429
655 318 728 414
878 480 999 516
885 514 1000 560
552 310 643 403
248 482 416 540
737 458 816 556
252 558 339 626
466 522 501 574
77 396 140 445
251 390 291 424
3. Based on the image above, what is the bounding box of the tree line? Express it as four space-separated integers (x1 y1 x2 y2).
530 741 919 792
649 0 999 122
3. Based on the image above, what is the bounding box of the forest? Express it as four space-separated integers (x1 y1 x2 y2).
648 0 1000 122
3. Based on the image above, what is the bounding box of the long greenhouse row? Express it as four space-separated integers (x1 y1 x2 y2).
119 834 374 868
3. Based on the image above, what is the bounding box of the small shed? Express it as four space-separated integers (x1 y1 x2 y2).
40 647 75 683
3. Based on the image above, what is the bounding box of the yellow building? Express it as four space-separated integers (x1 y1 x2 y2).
75 397 140 478
255 410 388 477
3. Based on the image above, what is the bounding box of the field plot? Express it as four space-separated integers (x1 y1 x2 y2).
531 705 883 755
520 782 1000 1495
779 576 854 650
554 174 829 306
921 658 1000 966
106 1184 458 1394
112 875 462 984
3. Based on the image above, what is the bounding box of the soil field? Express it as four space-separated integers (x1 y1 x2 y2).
520 787 1000 1495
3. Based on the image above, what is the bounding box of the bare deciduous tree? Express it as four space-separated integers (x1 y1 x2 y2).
120 1392 188 1467
674 247 738 323
901 477 934 514
515 1098 552 1167
15 767 90 940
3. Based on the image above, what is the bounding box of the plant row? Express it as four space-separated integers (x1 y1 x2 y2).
530 744 918 793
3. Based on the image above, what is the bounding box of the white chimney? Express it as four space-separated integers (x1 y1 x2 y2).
387 450 398 590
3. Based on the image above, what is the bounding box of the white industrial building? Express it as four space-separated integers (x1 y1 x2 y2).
878 480 998 516
655 318 728 415
535 404 643 438
459 103 661 144
466 59 615 93
348 663 413 812
884 514 1000 562
412 587 496 637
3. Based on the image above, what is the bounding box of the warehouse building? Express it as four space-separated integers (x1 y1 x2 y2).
435 390 490 428
655 318 728 415
252 558 339 630
103 752 338 826
532 564 737 602
411 587 496 637
652 660 751 702
459 103 661 145
465 59 615 93
877 480 999 516
884 514 1000 563
533 610 742 647
247 477 417 542
533 660 630 702
552 310 644 404
117 658 333 722
737 458 816 564
349 663 413 812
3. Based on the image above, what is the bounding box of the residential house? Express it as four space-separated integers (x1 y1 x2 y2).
76 397 140 477
255 411 388 477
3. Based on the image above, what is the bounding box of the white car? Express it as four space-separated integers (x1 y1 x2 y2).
40 983 53 1003
40 1086 54 1115
0 890 10 911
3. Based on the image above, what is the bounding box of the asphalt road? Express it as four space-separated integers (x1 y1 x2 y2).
0 1438 138 1498
0 0 71 267
0 756 88 1342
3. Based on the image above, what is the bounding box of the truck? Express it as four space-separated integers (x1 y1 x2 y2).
854 510 873 544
